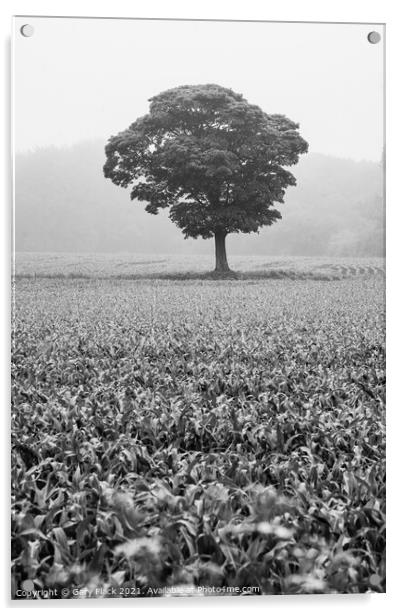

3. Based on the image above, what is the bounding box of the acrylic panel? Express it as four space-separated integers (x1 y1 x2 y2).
12 16 385 599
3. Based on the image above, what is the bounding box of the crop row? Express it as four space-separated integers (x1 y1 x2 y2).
11 278 385 597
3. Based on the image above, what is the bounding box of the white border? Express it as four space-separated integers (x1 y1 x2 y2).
2 1 401 615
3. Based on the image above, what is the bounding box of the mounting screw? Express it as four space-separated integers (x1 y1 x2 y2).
20 24 34 37
367 31 381 44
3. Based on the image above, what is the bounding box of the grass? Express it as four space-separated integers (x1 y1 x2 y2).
11 270 385 598
14 252 385 281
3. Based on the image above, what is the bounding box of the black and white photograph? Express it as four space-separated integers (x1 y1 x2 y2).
11 15 385 600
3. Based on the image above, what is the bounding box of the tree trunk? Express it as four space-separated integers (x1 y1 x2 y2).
214 230 230 272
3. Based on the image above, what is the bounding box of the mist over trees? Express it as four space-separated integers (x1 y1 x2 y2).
15 140 384 257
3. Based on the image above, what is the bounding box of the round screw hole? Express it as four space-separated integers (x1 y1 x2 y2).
367 31 381 44
20 24 34 37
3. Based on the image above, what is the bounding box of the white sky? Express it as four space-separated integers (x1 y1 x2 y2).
14 17 384 161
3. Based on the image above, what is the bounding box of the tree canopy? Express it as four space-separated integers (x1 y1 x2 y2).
104 84 308 272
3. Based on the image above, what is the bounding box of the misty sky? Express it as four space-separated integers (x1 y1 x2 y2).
14 17 384 161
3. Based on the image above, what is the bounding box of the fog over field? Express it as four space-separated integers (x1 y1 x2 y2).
15 141 384 258
14 19 384 260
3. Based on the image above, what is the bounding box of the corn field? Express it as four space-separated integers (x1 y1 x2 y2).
11 273 385 597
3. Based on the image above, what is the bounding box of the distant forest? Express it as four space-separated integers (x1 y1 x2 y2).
15 140 384 257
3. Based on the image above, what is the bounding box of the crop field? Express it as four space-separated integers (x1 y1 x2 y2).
15 252 385 281
11 271 385 597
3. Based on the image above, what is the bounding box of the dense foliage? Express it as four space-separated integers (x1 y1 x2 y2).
104 85 308 271
12 276 385 598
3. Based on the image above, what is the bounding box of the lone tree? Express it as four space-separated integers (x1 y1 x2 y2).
104 84 308 274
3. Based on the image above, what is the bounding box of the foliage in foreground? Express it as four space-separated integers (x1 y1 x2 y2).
11 277 385 597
